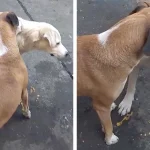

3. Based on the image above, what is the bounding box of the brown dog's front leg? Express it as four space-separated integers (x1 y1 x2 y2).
21 88 31 118
93 102 119 145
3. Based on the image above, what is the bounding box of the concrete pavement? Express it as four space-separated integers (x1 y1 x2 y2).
78 0 150 150
0 0 73 150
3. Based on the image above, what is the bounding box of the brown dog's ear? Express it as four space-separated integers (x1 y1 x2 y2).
129 2 150 15
5 12 19 27
129 5 146 15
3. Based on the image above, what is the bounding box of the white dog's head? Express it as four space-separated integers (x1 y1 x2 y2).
42 25 68 58
34 23 68 58
17 18 68 58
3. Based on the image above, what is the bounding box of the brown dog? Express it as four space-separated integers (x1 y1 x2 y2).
0 12 30 128
77 3 150 145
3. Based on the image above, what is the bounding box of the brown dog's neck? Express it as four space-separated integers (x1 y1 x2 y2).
0 23 20 62
96 17 149 68
134 7 150 27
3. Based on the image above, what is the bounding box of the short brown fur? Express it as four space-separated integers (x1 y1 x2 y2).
0 12 30 128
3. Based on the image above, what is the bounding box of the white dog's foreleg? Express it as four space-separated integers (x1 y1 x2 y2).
118 66 139 116
118 55 150 116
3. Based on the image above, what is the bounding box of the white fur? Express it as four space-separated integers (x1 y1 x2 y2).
118 56 150 116
22 109 31 118
118 67 139 116
16 18 22 35
52 43 68 58
118 77 135 116
118 97 133 116
105 133 119 145
98 24 120 46
111 103 117 111
0 35 8 56
16 17 68 58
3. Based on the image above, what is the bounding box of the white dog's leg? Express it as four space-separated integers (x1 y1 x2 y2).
118 66 139 116
118 55 150 116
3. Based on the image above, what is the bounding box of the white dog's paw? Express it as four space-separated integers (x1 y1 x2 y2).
111 103 117 111
22 110 31 119
105 134 119 145
118 99 132 116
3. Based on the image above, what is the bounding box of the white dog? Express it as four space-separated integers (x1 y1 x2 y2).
16 17 68 58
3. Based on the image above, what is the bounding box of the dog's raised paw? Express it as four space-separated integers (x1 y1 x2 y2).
105 134 119 145
118 100 132 116
22 110 31 119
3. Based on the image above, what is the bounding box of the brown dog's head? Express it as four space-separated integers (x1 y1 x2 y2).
129 2 150 15
0 12 19 33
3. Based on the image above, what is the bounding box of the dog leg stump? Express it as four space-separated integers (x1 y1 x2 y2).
94 103 119 145
21 88 31 119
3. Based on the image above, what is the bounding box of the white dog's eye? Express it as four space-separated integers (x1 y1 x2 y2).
56 42 60 46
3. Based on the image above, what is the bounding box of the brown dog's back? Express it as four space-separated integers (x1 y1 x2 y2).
77 12 149 98
0 12 28 128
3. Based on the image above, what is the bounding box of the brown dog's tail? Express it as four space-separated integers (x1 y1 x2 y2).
129 1 150 15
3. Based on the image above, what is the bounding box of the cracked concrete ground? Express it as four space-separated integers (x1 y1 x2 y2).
77 0 150 150
0 0 73 150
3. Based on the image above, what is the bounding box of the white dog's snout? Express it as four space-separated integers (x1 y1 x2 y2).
64 50 69 57
59 44 68 56
52 43 68 58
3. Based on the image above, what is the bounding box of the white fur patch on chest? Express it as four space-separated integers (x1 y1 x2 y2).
98 24 120 46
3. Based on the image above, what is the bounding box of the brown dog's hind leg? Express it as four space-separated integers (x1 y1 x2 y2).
21 88 31 118
93 102 119 145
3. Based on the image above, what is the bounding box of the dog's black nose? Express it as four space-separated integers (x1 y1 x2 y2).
50 54 54 56
65 52 69 57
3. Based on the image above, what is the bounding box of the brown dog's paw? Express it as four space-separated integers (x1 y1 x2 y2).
105 134 119 145
22 110 31 119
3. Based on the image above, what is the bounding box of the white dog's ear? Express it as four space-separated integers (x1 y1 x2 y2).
44 33 52 46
